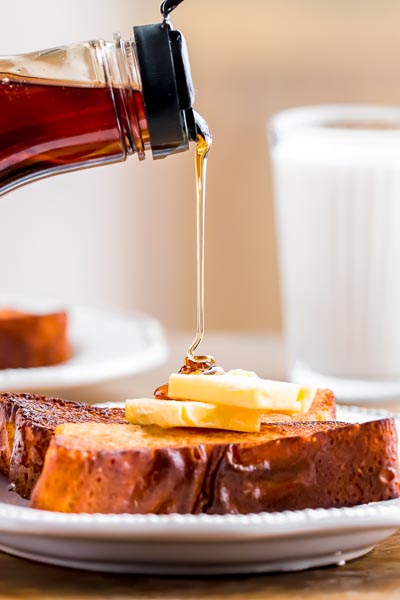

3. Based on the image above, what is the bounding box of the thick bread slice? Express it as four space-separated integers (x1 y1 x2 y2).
0 393 126 498
0 389 335 500
0 310 71 368
31 418 399 514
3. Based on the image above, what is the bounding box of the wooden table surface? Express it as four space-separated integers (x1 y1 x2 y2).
2 333 400 600
1 533 400 600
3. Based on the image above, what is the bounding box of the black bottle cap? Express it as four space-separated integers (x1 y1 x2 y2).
133 23 196 159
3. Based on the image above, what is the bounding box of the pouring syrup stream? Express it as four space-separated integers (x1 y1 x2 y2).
154 113 217 399
186 112 215 369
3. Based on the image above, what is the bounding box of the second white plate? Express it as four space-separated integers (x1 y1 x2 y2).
0 295 168 391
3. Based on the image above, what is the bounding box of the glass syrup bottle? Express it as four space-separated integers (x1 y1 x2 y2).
0 1 198 196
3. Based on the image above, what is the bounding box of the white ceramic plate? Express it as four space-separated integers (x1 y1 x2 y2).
0 405 400 574
0 295 168 391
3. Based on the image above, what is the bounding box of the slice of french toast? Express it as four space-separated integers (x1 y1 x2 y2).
0 309 71 368
0 389 335 500
0 393 126 498
31 417 399 514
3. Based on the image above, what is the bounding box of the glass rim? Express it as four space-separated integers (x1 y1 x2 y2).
269 104 400 140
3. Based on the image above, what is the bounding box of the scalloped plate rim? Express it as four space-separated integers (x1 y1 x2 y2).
0 405 399 542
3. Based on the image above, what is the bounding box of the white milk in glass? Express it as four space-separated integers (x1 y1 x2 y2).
270 106 400 401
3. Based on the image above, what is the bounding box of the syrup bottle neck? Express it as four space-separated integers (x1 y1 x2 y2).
107 20 197 161
132 22 197 159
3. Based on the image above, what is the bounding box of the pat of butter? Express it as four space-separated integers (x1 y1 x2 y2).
125 398 261 433
168 371 316 414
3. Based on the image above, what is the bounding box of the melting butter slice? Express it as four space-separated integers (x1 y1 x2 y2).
168 370 316 414
125 398 261 433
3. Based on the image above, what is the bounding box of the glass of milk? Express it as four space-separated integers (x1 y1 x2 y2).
269 105 400 402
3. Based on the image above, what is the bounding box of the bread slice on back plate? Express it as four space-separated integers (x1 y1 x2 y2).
31 417 400 514
0 393 126 498
0 310 71 368
0 389 335 500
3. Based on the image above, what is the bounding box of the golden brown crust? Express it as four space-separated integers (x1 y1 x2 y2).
31 417 400 514
207 418 399 513
32 436 216 514
0 389 335 500
0 309 71 369
0 392 125 498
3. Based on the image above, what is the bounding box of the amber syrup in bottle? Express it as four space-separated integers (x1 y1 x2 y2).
0 76 149 194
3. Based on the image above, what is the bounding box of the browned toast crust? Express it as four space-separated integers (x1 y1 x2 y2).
31 418 400 514
208 418 399 513
0 392 126 498
0 389 335 500
0 310 71 368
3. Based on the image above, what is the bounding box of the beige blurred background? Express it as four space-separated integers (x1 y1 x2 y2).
0 0 400 338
